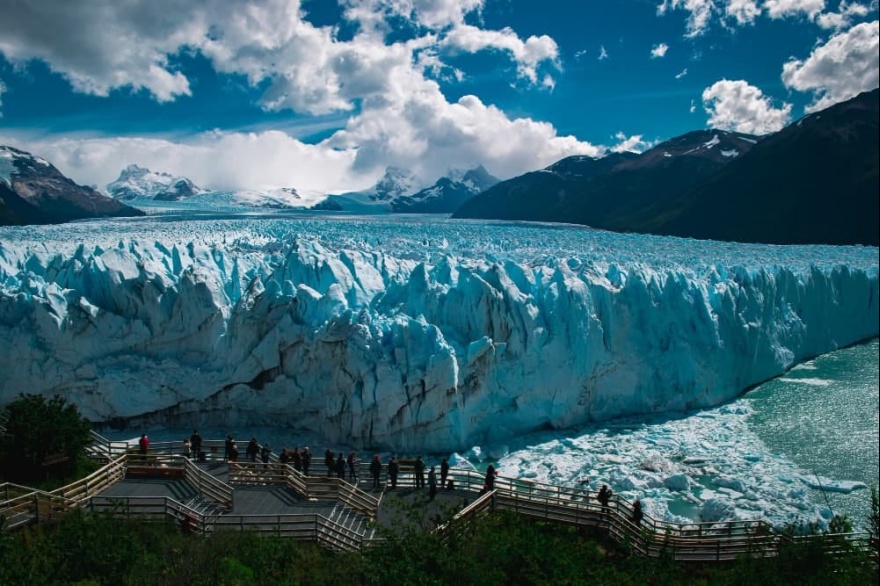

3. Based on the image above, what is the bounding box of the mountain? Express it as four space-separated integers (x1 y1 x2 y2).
453 131 759 229
313 165 498 214
1 146 145 226
391 165 500 213
107 164 205 201
654 88 879 245
455 88 879 246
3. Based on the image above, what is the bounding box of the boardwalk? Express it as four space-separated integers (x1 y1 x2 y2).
1 432 872 560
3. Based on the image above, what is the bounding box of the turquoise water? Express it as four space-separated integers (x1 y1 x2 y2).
746 338 879 528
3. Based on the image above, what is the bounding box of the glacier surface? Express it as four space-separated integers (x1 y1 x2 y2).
0 214 877 453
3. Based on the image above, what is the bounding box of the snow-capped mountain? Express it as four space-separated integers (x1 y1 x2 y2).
107 164 206 201
313 165 498 214
391 165 499 213
312 166 425 213
1 145 144 226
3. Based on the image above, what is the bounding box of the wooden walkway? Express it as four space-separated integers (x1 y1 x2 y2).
1 431 871 559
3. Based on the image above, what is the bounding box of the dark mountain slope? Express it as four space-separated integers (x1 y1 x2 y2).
1 146 144 226
655 88 879 245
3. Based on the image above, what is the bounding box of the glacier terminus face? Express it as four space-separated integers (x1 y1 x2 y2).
0 214 877 453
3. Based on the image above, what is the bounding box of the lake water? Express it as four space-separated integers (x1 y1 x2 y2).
746 338 879 528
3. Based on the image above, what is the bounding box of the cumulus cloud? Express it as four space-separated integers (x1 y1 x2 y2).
0 0 589 190
782 20 879 111
701 79 792 134
656 0 873 36
440 24 560 84
599 45 609 60
816 1 873 30
763 0 826 20
651 43 670 58
610 132 657 153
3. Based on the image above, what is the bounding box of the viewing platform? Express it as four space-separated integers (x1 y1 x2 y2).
1 431 871 560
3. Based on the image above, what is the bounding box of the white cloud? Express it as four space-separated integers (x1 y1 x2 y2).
676 67 689 78
651 43 670 58
440 24 560 85
610 132 657 153
657 0 716 37
690 98 697 112
656 0 873 35
782 20 879 112
0 0 588 190
725 0 761 25
575 49 588 60
763 0 826 20
702 79 792 134
599 45 609 60
816 1 873 30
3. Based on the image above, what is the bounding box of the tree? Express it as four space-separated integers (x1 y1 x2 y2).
0 394 91 483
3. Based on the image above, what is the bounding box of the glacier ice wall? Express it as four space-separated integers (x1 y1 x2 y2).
0 216 877 452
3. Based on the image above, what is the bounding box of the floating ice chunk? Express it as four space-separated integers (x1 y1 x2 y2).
743 454 761 462
714 476 746 493
779 377 832 386
463 446 486 462
665 473 692 492
701 498 736 522
798 475 867 493
717 487 744 500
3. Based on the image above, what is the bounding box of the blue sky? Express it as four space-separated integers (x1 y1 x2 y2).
0 0 877 195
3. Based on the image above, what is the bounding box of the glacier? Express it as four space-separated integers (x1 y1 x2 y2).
0 214 877 454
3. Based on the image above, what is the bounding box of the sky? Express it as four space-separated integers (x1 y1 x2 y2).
0 0 878 196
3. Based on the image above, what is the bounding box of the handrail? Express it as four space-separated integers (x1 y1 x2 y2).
182 457 234 510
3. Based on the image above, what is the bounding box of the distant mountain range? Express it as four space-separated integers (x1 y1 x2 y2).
455 88 879 246
313 165 499 213
107 164 206 201
1 146 144 226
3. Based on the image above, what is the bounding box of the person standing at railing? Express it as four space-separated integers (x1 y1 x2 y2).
246 437 259 462
224 435 234 462
482 464 497 494
440 457 450 490
631 499 644 527
428 465 437 500
292 447 302 471
325 448 335 476
387 456 399 489
183 438 191 459
190 430 203 462
138 434 149 462
302 446 312 475
261 443 271 464
598 484 612 509
414 455 426 489
370 454 383 490
347 451 358 481
335 453 346 480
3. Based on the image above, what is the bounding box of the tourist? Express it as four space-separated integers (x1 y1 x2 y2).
631 499 644 526
190 429 203 461
292 447 302 471
428 465 437 500
302 447 312 475
347 451 358 481
440 457 450 490
182 438 191 459
246 437 259 462
138 434 149 461
336 453 346 480
414 455 426 489
261 443 271 464
598 485 612 510
224 434 234 462
325 448 335 475
370 454 382 489
388 456 399 489
482 464 497 493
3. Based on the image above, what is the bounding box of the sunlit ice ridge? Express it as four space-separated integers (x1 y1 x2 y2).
0 215 877 453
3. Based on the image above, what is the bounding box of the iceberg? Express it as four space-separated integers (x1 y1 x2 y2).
0 215 877 453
